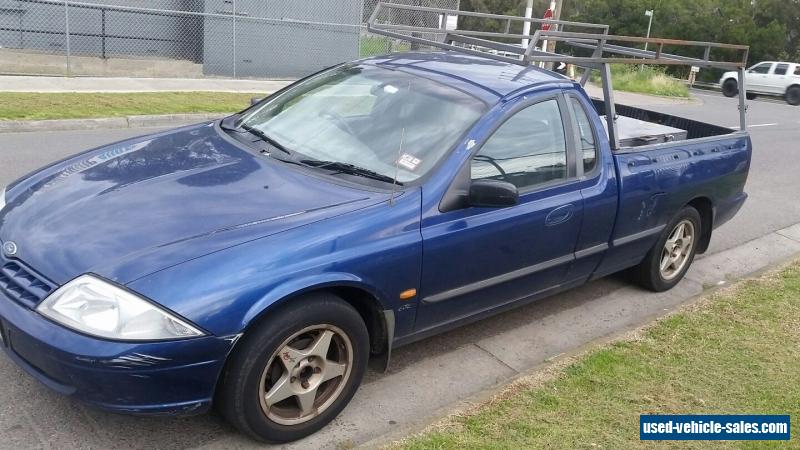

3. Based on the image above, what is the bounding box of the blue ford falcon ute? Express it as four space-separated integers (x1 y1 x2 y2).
0 53 750 442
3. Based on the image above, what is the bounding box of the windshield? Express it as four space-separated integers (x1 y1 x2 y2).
237 64 487 184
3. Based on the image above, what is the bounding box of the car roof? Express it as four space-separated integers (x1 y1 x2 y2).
361 51 571 103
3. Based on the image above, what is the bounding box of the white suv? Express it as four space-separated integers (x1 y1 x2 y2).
720 61 800 105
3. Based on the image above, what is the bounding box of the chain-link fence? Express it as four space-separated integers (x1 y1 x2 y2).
0 0 458 79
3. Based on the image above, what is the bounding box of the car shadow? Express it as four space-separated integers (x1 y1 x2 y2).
366 272 630 382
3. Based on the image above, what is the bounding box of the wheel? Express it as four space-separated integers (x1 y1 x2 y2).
745 92 757 100
721 79 738 97
218 293 369 443
631 206 701 292
786 86 800 106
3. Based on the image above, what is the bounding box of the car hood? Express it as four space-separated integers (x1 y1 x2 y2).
0 123 384 285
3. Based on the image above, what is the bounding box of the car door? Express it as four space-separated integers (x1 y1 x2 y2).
415 94 583 332
768 63 791 94
747 62 773 92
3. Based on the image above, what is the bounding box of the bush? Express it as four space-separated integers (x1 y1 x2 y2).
592 65 690 98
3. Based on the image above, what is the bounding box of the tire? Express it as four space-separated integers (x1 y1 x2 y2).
721 79 738 97
746 92 757 100
218 292 369 443
631 206 702 292
786 86 800 106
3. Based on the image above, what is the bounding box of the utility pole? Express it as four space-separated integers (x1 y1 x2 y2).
641 9 654 71
522 0 534 50
545 0 562 70
546 0 563 54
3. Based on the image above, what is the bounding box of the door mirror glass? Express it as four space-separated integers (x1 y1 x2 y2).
469 179 519 208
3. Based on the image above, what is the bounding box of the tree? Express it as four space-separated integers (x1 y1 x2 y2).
459 0 796 67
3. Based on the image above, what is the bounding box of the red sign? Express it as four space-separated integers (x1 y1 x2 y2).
541 9 554 31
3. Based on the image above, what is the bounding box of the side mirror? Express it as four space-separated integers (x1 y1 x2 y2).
250 97 263 106
469 179 519 208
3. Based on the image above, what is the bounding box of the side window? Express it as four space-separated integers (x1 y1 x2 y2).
471 99 567 190
749 63 772 74
795 66 800 76
569 97 598 174
775 64 789 75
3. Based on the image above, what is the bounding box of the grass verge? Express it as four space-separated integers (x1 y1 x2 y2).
398 261 800 449
360 36 410 57
591 65 690 98
0 92 256 121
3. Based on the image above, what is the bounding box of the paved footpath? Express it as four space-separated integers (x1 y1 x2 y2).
0 75 286 93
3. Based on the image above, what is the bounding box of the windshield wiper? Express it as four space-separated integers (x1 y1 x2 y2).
300 159 402 186
239 123 292 156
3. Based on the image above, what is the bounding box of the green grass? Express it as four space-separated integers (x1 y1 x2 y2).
0 92 256 121
360 36 410 57
592 65 690 98
399 261 800 449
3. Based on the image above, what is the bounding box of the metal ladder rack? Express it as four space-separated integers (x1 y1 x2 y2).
366 2 751 150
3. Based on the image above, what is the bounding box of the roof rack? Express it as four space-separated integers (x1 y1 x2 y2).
367 2 751 149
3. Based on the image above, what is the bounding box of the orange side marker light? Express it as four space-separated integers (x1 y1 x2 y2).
399 289 417 300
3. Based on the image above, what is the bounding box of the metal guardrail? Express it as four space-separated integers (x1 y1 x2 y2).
367 2 751 148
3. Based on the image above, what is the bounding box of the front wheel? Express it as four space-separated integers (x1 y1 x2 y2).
721 79 738 97
631 206 701 292
218 293 369 443
786 86 800 106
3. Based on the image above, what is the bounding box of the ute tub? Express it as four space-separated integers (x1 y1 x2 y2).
590 99 736 149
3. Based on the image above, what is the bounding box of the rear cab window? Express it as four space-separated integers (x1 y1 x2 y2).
566 96 599 176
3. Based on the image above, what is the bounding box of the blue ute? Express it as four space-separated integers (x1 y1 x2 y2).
0 52 750 442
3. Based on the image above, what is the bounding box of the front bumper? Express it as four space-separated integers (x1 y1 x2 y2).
0 283 236 415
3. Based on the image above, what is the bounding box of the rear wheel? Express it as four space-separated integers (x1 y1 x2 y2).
746 92 757 100
786 86 800 106
631 206 701 292
218 293 369 443
721 79 738 97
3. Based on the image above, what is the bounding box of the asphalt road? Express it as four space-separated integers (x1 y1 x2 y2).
0 91 798 449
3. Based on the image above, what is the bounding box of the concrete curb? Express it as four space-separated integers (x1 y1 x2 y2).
0 113 229 133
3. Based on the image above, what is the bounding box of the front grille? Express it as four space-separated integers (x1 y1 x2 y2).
0 261 54 308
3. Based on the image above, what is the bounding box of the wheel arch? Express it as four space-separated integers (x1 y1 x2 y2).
785 84 800 105
239 275 394 369
687 197 713 254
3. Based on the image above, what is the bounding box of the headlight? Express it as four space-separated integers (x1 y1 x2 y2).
37 275 204 341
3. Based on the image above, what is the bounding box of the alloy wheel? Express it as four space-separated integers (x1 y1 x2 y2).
258 324 353 426
659 219 695 281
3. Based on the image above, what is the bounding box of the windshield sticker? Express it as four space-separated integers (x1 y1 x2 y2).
398 153 422 171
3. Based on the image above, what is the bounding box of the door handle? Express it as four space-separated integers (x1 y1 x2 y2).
545 204 574 227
